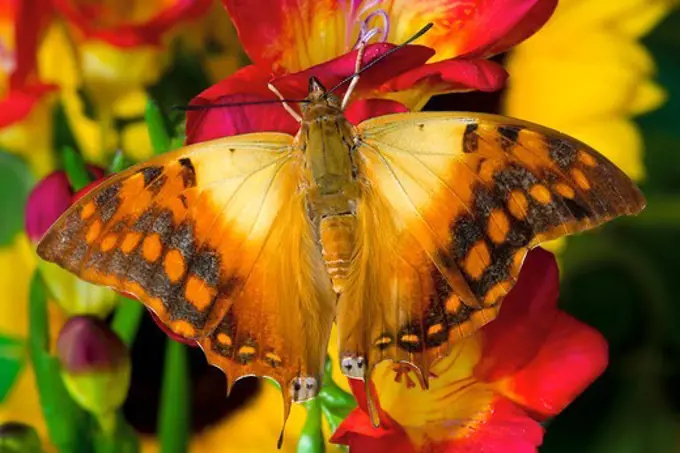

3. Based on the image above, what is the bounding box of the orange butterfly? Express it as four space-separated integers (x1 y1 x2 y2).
37 29 645 429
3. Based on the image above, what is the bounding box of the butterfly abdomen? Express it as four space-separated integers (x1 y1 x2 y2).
319 214 355 293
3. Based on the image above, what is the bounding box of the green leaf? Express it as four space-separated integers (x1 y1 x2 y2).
0 151 34 246
108 151 133 174
158 340 190 453
0 335 26 403
145 100 172 155
63 146 91 192
111 297 144 347
28 272 92 453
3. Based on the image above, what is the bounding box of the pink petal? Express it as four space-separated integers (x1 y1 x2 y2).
185 65 299 143
382 58 508 95
345 99 409 125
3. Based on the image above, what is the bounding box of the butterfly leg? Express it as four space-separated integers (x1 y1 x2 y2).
267 82 302 122
341 39 367 110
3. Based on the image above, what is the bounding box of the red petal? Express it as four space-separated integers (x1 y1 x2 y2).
408 0 556 61
435 398 543 453
474 248 560 382
270 44 434 100
503 313 608 418
10 0 54 88
481 0 559 57
382 58 508 95
185 65 299 143
345 99 409 125
53 0 212 47
331 378 414 452
331 408 415 453
0 85 54 128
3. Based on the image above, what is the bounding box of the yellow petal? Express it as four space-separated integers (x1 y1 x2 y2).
0 102 55 177
0 235 35 337
79 42 165 106
614 0 677 37
629 79 668 115
121 122 154 163
370 336 490 445
38 22 81 89
112 90 149 119
505 32 655 126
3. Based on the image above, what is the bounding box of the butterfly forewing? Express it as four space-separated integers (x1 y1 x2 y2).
37 132 335 408
335 111 645 380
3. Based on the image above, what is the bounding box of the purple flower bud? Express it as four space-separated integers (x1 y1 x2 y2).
57 316 128 374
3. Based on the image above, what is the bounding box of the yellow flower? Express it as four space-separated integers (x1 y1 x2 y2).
502 0 674 252
503 0 673 182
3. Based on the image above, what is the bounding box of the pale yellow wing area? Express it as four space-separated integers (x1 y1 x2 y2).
37 132 335 412
336 111 645 381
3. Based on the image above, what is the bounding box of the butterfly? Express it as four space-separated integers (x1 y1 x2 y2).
37 29 645 431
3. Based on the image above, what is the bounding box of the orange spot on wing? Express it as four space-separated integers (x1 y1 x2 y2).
578 151 597 167
185 276 216 310
81 202 96 220
170 320 197 338
554 183 575 199
487 209 510 244
217 333 232 346
479 159 503 184
507 190 528 220
86 220 102 244
571 168 591 190
164 249 186 282
427 323 444 336
142 234 162 262
445 294 462 312
100 234 118 252
400 334 419 343
511 249 527 276
529 184 552 205
121 232 142 254
238 345 256 356
484 281 511 305
463 241 490 280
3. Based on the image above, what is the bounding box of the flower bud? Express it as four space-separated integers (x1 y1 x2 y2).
57 316 131 432
0 422 42 453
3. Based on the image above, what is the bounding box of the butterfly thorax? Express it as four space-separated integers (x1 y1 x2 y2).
297 78 360 293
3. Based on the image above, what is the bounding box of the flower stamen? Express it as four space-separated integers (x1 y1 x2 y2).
345 0 390 51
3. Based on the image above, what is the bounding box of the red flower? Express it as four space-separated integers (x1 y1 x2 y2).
186 0 557 143
331 248 608 452
0 0 55 129
51 0 213 47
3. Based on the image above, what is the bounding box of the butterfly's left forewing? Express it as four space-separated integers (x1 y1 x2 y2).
337 111 645 380
38 133 335 411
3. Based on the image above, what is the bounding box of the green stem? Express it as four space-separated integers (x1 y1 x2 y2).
63 146 92 192
145 100 171 155
28 272 91 453
159 340 190 453
298 399 325 453
111 297 144 347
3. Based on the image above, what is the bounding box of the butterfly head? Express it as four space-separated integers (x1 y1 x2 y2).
303 77 342 115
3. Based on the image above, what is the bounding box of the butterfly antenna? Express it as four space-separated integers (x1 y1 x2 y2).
173 98 309 112
268 82 303 122
328 22 434 98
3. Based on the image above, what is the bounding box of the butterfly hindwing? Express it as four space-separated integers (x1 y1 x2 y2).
336 111 645 379
37 133 335 406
